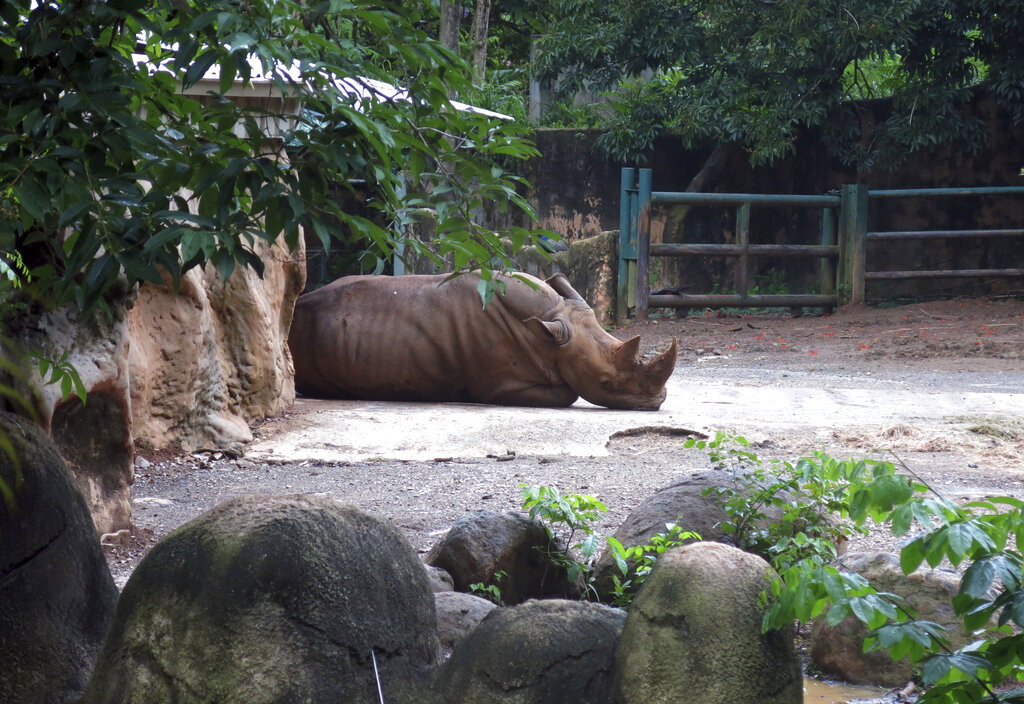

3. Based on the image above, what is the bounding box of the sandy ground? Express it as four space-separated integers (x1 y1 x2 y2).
105 297 1024 590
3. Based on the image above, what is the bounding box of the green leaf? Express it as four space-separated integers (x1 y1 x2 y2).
477 277 495 309
850 596 877 625
922 654 954 685
12 179 51 222
58 201 94 229
607 537 628 574
1010 591 1024 628
580 532 601 560
184 50 220 88
961 559 996 599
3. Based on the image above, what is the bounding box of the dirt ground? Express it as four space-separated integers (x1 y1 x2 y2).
104 297 1024 589
621 297 1024 367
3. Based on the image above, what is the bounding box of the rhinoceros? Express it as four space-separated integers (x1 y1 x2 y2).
288 272 677 410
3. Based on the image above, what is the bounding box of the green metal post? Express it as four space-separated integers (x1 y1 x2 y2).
618 168 636 324
820 207 836 300
734 202 751 299
636 168 653 321
839 184 869 304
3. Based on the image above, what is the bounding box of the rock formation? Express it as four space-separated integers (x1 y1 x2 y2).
432 599 626 704
590 470 793 600
127 237 305 456
4 236 304 533
0 412 118 704
810 550 982 687
434 591 498 658
426 509 582 604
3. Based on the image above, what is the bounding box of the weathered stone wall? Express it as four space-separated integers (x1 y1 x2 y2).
8 284 137 535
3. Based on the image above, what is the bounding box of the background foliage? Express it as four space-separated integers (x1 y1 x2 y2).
0 0 545 319
534 0 1024 169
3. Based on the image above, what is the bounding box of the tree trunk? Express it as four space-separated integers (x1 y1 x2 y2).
470 0 491 87
440 0 462 53
685 142 739 192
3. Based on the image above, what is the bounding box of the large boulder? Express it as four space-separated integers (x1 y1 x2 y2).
426 510 581 605
614 542 802 704
590 472 732 600
432 599 626 704
81 495 439 704
0 412 118 704
810 551 978 687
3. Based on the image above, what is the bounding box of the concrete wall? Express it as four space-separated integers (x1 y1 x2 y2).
509 95 1024 304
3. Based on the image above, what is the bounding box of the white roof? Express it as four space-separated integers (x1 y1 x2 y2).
134 53 513 120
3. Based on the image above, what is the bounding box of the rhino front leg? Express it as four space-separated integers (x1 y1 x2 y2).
477 382 579 408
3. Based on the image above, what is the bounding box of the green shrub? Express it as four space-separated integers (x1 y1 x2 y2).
687 433 1024 703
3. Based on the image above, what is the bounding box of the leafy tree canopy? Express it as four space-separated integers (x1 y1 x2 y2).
0 0 543 317
535 0 1024 170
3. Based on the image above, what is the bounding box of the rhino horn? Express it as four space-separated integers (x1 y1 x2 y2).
545 273 585 302
643 338 678 386
613 336 643 371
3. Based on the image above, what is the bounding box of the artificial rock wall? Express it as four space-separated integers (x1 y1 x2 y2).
127 237 305 457
13 236 305 535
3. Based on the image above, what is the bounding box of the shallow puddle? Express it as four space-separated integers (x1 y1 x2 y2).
804 676 889 703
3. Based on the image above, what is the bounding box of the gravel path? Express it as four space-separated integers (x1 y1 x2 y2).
105 299 1024 589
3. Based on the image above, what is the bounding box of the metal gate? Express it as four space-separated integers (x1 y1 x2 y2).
851 185 1024 297
618 168 844 322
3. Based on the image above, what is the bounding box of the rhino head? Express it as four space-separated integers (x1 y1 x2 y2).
523 274 677 411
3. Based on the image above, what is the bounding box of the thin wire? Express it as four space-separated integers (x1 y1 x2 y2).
371 648 385 704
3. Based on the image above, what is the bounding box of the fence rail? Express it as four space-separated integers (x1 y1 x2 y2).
619 168 840 322
859 185 1024 294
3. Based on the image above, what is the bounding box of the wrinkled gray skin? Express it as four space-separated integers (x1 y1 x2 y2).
289 272 677 410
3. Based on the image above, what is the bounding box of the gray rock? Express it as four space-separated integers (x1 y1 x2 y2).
432 599 626 703
434 591 497 658
426 563 456 592
81 495 439 704
810 551 976 687
614 542 802 704
426 509 581 605
590 472 728 599
0 412 118 704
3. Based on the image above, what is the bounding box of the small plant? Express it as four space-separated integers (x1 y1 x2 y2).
607 522 701 607
0 250 29 292
30 349 87 404
520 484 702 606
520 484 606 596
469 569 507 606
688 432 867 570
686 433 1024 703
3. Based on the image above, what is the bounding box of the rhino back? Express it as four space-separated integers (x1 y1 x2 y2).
289 275 566 402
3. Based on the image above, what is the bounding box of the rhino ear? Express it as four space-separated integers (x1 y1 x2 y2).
545 274 585 302
525 317 572 346
643 338 678 386
613 336 642 370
